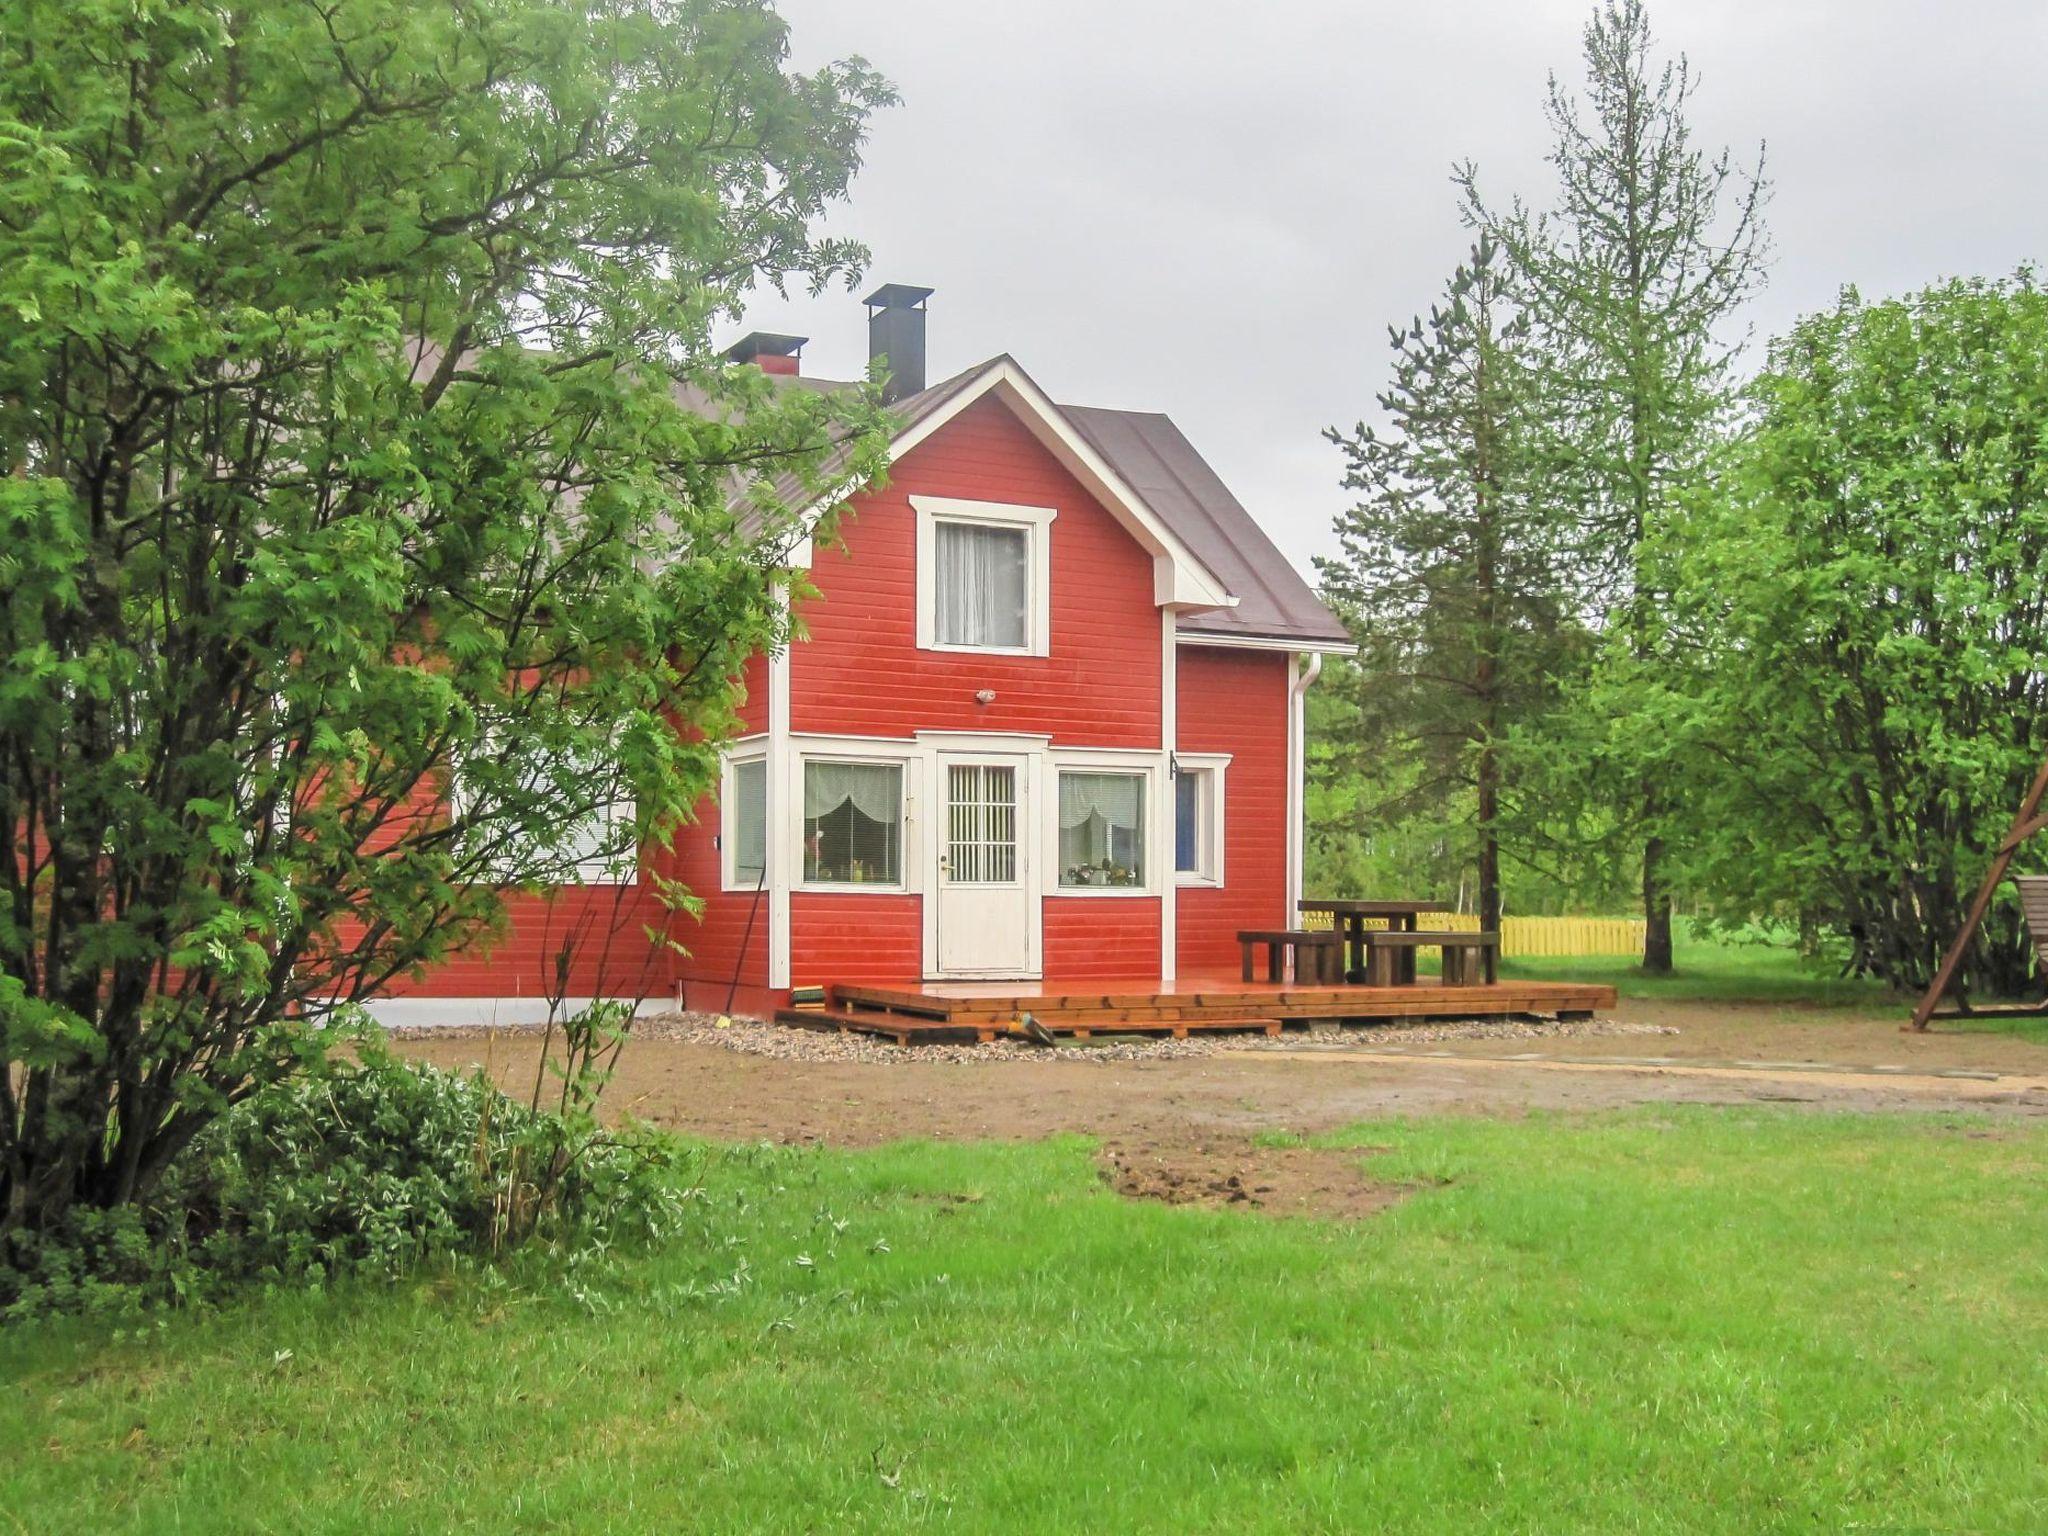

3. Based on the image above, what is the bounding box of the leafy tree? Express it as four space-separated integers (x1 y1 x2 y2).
0 0 893 1235
1653 273 2048 996
1462 0 1769 970
1318 240 1574 933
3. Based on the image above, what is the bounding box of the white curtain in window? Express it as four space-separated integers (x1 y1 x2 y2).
935 521 1028 648
803 760 901 825
1059 771 1145 883
1059 772 1142 832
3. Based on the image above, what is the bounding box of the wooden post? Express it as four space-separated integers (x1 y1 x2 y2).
1908 753 2048 1031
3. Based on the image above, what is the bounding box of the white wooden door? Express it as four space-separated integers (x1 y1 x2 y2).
934 755 1037 978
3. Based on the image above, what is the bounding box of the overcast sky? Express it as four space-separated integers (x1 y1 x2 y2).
729 0 2048 577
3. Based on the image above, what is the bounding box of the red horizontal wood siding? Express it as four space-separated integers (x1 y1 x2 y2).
1175 644 1292 979
668 786 772 1012
734 650 768 738
1045 896 1162 982
384 883 670 1001
790 891 922 988
791 395 1161 746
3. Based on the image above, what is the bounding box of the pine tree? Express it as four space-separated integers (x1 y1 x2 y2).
1461 0 1769 971
1318 239 1570 935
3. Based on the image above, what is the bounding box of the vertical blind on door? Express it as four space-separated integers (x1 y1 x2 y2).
934 520 1029 649
946 763 1018 883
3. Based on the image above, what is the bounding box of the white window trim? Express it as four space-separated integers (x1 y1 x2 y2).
453 743 637 888
793 749 916 894
1172 752 1230 888
912 495 1057 657
1046 751 1162 898
720 749 769 893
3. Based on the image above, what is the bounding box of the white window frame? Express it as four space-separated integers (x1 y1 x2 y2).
1172 752 1229 888
794 750 913 894
454 741 637 887
1047 751 1161 898
720 748 769 892
913 495 1057 657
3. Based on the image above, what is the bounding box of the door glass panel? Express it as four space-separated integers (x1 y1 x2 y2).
947 763 1017 884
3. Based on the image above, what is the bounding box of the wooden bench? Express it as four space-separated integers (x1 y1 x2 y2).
1359 930 1499 987
1237 929 1345 984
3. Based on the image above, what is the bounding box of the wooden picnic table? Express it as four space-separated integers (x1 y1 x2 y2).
1297 898 1457 984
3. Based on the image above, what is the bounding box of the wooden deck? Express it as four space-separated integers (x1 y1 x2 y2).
775 976 1619 1046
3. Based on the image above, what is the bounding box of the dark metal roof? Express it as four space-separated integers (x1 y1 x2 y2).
1059 404 1351 647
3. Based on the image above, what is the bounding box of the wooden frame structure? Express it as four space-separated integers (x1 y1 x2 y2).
1908 752 2048 1031
776 975 1618 1046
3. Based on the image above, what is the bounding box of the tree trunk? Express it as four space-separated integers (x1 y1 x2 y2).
1476 741 1502 937
1642 826 1674 973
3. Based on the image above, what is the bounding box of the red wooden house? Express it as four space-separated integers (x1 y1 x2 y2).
373 285 1355 1024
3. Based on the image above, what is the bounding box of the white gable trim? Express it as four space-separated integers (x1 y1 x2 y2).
802 358 1238 614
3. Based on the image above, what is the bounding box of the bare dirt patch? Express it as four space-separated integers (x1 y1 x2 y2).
1096 1139 1417 1219
390 1001 2048 1152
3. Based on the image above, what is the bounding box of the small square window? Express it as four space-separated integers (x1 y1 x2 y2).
1058 770 1145 888
803 760 903 885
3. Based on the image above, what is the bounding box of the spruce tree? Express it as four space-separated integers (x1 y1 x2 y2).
1460 0 1769 971
1318 239 1570 935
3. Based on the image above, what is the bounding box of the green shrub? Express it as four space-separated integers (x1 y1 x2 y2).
1 1036 698 1322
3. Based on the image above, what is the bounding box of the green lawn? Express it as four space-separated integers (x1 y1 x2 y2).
5 1109 2044 1533
1500 921 1896 1007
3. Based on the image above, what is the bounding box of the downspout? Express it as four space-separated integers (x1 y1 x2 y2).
1286 651 1323 919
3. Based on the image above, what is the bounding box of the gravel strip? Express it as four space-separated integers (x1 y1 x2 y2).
388 1010 1676 1066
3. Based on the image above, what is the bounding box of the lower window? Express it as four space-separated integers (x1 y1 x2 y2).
1057 770 1146 888
1174 763 1221 883
803 759 902 885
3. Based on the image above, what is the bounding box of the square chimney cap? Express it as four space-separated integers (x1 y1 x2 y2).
723 331 807 363
863 283 935 311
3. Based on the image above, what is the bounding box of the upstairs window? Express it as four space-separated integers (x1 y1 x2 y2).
913 496 1055 657
935 521 1029 648
803 759 903 886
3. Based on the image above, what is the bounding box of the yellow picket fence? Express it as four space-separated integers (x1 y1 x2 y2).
1300 909 1644 958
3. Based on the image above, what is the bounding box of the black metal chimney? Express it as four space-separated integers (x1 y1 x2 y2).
864 283 933 404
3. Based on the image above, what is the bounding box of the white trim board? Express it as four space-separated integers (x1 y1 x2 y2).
1177 630 1357 657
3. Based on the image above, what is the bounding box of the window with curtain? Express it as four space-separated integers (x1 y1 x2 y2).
803 760 902 885
1058 770 1145 888
934 519 1029 649
730 757 767 885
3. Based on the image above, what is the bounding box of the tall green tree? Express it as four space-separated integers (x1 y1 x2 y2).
1462 0 1769 970
1318 240 1573 934
1653 273 2048 997
0 0 893 1234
